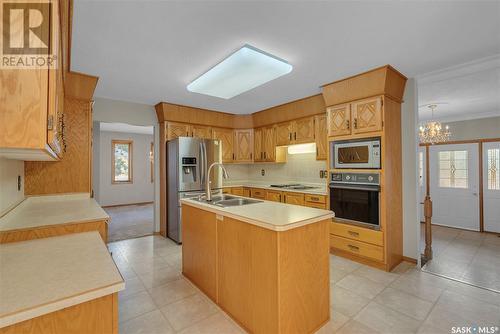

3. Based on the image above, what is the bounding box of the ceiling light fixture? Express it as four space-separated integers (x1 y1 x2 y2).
187 44 293 99
419 104 451 144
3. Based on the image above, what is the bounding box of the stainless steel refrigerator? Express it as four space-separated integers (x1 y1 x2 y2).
167 137 222 243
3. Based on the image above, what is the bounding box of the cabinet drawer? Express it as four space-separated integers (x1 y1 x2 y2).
250 188 266 199
222 188 231 194
266 190 282 202
330 235 384 262
304 201 327 209
304 194 326 204
330 222 383 246
283 192 304 206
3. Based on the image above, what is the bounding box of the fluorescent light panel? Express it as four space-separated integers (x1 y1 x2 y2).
187 44 293 99
287 143 317 155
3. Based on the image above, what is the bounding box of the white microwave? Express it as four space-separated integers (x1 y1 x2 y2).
331 138 381 169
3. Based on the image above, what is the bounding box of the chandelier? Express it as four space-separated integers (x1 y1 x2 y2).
419 104 451 144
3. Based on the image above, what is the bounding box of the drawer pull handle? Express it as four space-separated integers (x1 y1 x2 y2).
310 197 319 201
348 244 359 251
348 231 360 237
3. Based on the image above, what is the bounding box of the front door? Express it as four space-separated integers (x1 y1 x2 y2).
483 141 500 233
429 143 480 231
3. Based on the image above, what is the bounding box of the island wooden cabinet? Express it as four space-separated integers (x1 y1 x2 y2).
314 114 327 160
326 96 383 138
182 204 330 334
212 128 234 163
234 129 254 162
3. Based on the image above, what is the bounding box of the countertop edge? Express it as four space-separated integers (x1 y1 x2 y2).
181 199 334 231
0 280 125 329
0 217 110 233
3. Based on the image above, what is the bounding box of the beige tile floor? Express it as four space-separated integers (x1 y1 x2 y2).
105 203 154 242
109 235 500 334
421 224 500 292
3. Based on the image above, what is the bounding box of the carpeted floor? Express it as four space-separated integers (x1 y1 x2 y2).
104 203 154 242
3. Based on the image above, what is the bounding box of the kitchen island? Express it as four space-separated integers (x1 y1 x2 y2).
181 196 334 334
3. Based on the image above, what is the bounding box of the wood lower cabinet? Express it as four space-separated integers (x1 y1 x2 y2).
266 190 282 202
181 206 218 301
250 188 266 199
212 128 234 163
304 194 327 209
183 205 330 334
0 293 118 334
234 129 254 162
230 187 250 197
283 192 304 206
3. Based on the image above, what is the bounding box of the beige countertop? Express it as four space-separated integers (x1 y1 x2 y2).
0 231 124 328
222 181 328 195
0 193 109 232
181 197 333 231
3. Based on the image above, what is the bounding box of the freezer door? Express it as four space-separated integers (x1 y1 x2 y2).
177 137 203 192
204 139 223 190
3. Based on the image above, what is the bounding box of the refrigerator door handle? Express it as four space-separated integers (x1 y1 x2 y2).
199 141 205 186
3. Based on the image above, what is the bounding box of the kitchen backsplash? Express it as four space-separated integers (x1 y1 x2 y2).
224 152 327 184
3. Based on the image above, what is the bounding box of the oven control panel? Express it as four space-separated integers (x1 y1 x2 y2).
330 172 380 185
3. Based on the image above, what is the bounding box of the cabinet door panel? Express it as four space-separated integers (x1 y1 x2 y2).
254 128 264 162
191 125 212 139
263 127 276 161
327 104 351 137
212 128 234 163
234 129 254 162
283 192 304 206
266 190 282 202
167 122 190 140
314 114 327 160
293 117 315 144
275 122 292 146
352 97 383 134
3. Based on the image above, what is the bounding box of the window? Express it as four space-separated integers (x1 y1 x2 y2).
487 148 499 190
418 151 424 187
439 150 468 189
112 140 133 183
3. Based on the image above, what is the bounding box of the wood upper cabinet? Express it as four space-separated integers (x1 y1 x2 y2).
166 122 190 140
293 117 315 144
275 122 293 146
191 124 212 139
315 114 327 160
351 96 383 134
263 127 276 161
234 129 254 162
212 128 234 163
327 96 383 137
254 128 264 162
327 104 351 137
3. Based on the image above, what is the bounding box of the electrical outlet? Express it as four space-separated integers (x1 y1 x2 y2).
17 175 21 191
261 169 265 176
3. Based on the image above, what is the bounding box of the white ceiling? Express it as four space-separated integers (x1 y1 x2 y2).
418 56 500 122
100 122 153 135
72 1 500 115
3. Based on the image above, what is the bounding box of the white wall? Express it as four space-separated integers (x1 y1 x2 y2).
92 97 160 231
97 131 154 206
0 158 24 216
445 116 500 141
401 79 420 261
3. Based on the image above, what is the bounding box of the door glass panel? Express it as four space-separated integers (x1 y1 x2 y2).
439 150 468 189
338 146 369 164
487 148 500 190
418 151 424 187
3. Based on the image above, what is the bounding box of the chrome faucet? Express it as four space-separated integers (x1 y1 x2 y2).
206 162 229 201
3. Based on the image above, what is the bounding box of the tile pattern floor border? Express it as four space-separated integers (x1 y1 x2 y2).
109 235 500 334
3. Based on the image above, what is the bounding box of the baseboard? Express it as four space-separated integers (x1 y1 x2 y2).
102 201 153 208
402 256 418 264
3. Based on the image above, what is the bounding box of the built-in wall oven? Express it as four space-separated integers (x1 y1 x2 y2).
330 137 381 169
329 172 381 229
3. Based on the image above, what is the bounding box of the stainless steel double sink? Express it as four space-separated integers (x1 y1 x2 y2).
191 194 263 207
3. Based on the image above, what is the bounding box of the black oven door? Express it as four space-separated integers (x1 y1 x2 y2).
329 184 380 228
